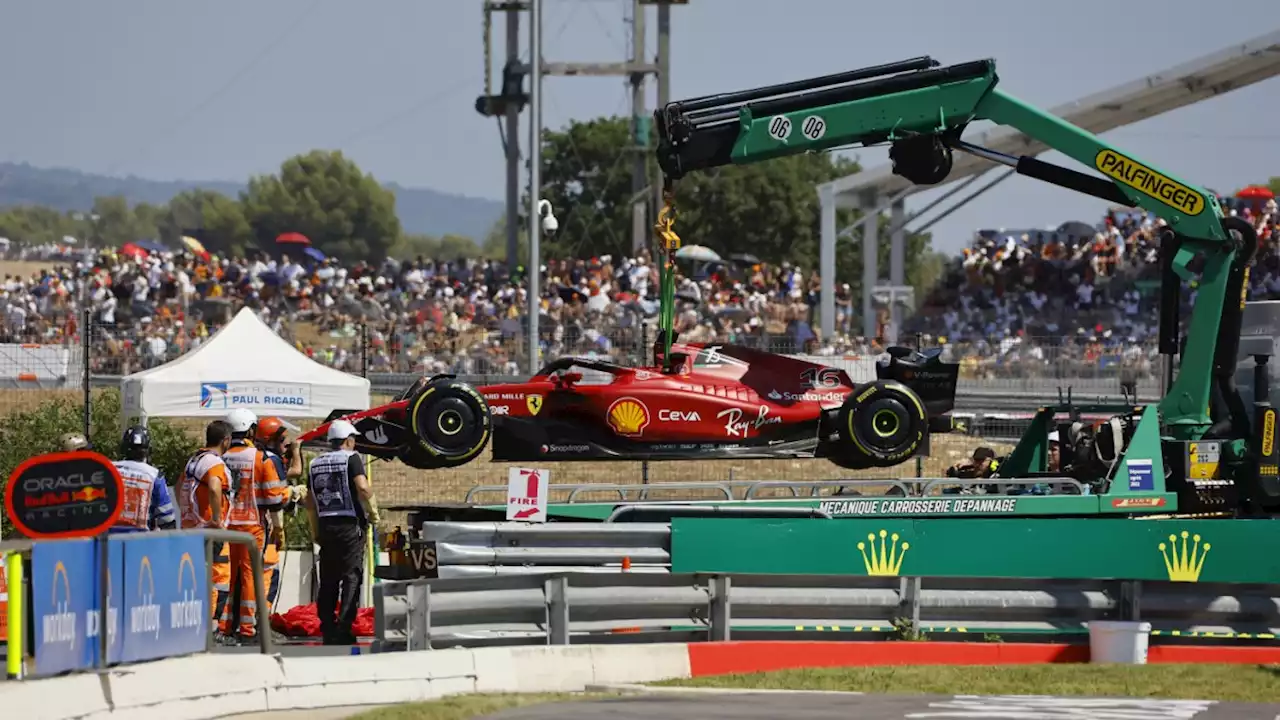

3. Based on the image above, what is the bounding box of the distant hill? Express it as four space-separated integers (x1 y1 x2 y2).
0 162 504 240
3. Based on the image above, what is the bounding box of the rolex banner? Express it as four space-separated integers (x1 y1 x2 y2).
669 518 1280 583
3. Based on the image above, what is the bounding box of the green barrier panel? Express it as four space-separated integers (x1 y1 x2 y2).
670 518 1280 583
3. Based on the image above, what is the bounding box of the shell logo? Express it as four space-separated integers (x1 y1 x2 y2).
607 397 651 437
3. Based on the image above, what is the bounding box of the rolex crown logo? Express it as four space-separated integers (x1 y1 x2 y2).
1160 530 1210 582
859 529 909 576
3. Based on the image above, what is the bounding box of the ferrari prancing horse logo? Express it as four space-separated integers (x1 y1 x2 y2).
527 395 543 415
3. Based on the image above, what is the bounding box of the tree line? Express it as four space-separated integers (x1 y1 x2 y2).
0 117 944 292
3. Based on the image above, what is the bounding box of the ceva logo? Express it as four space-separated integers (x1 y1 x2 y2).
43 561 77 648
200 383 229 409
131 557 162 639
171 553 204 633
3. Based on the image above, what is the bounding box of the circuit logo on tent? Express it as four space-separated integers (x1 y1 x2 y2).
200 383 229 409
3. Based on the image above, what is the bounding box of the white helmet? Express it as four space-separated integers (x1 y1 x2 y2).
224 408 258 435
327 419 359 442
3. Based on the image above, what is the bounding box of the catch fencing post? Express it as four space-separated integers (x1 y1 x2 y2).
82 307 91 439
545 575 570 645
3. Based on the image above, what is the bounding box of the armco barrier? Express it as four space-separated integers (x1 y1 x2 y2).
0 644 696 720
0 528 269 679
372 571 1280 651
419 521 671 577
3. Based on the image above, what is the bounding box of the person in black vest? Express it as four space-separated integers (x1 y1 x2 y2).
303 419 381 645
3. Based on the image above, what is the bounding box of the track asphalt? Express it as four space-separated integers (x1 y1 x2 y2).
481 691 1280 719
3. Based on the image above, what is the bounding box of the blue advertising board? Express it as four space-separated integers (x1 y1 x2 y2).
31 533 208 673
31 537 123 674
121 534 208 663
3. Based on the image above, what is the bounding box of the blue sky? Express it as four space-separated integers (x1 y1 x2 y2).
1 0 1277 253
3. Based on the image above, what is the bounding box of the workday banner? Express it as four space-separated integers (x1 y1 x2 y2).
121 534 207 663
31 534 207 674
31 538 123 675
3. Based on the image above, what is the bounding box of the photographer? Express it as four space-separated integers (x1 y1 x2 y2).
945 447 1001 495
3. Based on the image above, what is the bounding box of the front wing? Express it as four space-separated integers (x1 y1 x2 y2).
491 415 824 462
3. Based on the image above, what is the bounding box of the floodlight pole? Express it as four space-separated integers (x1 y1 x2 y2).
527 0 542 374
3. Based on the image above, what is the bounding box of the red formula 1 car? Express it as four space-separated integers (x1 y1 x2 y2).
300 342 959 471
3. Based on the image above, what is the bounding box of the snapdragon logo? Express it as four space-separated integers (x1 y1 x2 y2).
766 389 844 403
130 557 162 639
43 561 77 648
170 553 204 633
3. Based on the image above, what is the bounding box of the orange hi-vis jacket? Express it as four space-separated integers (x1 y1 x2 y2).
179 449 231 529
222 441 288 527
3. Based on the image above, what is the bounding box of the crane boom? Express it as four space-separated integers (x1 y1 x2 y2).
654 55 1253 445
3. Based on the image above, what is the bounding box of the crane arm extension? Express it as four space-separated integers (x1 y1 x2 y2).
655 56 1226 243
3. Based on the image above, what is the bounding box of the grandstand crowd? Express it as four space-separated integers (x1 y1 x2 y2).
3 194 1276 382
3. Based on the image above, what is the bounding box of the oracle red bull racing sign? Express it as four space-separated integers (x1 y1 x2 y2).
5 450 124 539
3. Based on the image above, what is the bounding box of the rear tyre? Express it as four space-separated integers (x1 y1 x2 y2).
836 380 928 467
406 378 491 468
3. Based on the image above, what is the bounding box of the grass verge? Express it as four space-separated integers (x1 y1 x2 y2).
347 692 600 719
660 665 1280 703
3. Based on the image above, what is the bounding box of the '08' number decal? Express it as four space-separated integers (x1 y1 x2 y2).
801 115 826 141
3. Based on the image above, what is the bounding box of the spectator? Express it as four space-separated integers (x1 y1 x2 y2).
1 191 1272 386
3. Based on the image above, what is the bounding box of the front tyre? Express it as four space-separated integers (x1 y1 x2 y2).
835 380 928 467
407 378 491 468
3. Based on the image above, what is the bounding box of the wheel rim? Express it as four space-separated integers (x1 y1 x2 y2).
437 409 464 436
872 409 900 438
420 397 478 451
854 397 911 451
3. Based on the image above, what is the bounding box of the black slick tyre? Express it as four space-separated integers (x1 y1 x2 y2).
406 378 491 468
837 380 928 467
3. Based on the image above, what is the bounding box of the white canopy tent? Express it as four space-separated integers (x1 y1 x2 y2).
121 307 371 422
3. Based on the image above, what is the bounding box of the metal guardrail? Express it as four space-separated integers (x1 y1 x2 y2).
0 528 271 680
458 476 1087 507
373 572 1280 651
420 521 672 578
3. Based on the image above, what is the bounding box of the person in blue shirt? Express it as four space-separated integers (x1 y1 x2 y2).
111 426 178 532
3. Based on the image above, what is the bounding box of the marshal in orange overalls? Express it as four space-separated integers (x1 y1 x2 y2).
220 441 288 638
178 449 232 619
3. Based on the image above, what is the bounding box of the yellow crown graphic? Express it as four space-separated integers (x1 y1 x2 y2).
608 398 650 436
1159 530 1210 582
858 529 909 576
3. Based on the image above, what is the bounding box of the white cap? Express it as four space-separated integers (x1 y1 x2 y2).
327 419 359 441
224 408 258 434
1048 430 1060 443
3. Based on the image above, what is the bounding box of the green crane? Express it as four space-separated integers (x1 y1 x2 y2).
649 56 1280 517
